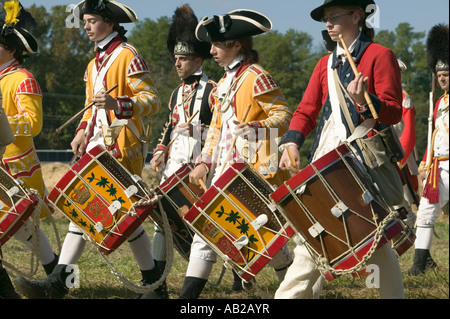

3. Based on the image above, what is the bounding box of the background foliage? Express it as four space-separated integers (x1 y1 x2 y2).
24 5 444 167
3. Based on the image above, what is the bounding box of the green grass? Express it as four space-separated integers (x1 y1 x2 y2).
2 215 448 299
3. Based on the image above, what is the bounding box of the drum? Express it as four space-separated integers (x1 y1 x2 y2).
270 144 404 282
182 162 295 282
390 207 416 258
1 166 39 247
150 164 202 260
47 145 158 255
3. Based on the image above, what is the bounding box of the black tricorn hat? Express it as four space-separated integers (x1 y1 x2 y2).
0 0 38 53
167 4 211 60
310 0 376 22
73 0 137 23
195 9 272 43
426 24 449 73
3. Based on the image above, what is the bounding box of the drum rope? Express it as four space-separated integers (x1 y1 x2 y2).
211 184 271 260
308 164 363 261
315 207 399 277
99 196 174 294
229 165 292 239
2 189 42 279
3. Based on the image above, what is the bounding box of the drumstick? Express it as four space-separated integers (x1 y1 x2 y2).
286 146 297 169
338 35 378 120
198 178 207 192
220 104 252 175
56 84 118 133
154 110 200 172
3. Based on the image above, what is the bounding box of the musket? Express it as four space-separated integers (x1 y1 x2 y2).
425 74 436 172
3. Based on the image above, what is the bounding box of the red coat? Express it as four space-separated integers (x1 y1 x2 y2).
399 91 416 167
281 34 402 154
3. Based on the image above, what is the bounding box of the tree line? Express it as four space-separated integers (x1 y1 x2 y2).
23 5 442 167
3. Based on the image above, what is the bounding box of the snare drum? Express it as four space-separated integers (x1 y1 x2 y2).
390 207 415 257
150 164 202 260
183 162 295 282
1 166 39 247
47 146 158 255
271 144 404 282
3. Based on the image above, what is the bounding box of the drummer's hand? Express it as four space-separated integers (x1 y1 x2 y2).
347 73 369 106
173 123 193 137
189 164 208 187
70 129 86 157
279 144 300 173
419 171 427 183
91 93 118 111
233 120 255 140
150 151 165 171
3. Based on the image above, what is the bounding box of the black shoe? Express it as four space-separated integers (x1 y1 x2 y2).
42 254 59 276
138 261 169 299
178 277 207 299
14 264 70 299
231 270 243 292
0 261 21 299
407 249 430 276
425 254 438 270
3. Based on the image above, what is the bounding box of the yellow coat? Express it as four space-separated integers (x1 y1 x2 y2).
202 63 292 186
1 60 48 216
79 40 161 176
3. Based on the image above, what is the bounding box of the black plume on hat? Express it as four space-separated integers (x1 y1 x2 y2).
426 24 449 73
167 4 211 60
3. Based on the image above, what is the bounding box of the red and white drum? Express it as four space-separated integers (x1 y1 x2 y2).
182 162 295 282
47 146 158 255
150 164 202 260
271 144 404 282
1 166 39 247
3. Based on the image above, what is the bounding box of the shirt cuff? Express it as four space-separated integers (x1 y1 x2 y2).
115 96 133 119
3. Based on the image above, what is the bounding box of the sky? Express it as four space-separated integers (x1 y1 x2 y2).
23 0 449 49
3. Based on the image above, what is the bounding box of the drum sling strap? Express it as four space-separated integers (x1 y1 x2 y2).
329 60 404 207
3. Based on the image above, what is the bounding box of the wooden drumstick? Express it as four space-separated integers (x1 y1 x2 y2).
338 35 378 120
198 178 207 192
286 146 297 169
56 84 118 133
153 110 200 172
220 104 252 175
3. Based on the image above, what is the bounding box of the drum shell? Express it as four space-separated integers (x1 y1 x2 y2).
183 162 295 282
1 167 38 246
271 144 403 281
47 146 156 255
151 164 202 260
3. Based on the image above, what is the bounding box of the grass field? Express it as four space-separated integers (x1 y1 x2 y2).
2 214 448 300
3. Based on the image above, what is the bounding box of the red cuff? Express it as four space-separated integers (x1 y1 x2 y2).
115 96 133 119
75 121 88 134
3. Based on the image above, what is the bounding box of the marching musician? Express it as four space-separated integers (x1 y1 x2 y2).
407 24 449 276
0 0 59 289
148 4 216 299
186 9 293 299
276 0 405 298
394 60 420 228
14 0 162 299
